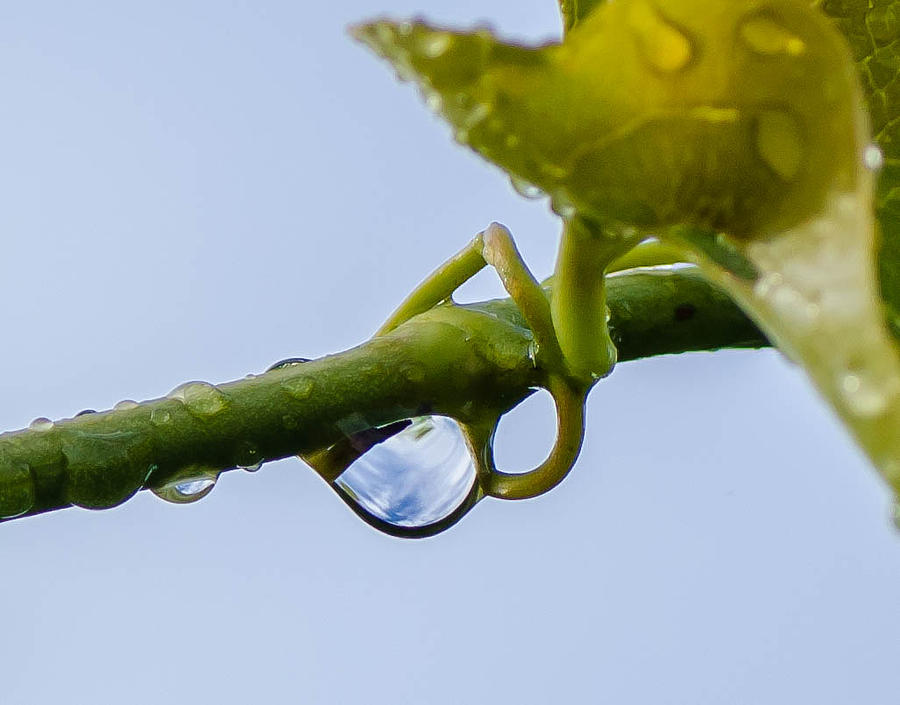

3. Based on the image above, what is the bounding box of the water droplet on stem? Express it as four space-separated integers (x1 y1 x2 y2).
333 416 477 530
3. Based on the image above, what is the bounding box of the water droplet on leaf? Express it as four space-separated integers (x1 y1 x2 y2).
150 407 172 426
282 377 315 400
510 175 544 199
114 400 139 411
334 416 477 530
863 144 884 172
738 14 805 56
754 109 803 181
628 0 693 72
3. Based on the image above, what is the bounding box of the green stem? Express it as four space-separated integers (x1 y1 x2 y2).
0 269 766 523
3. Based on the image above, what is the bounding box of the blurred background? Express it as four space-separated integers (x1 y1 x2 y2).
1 1 898 702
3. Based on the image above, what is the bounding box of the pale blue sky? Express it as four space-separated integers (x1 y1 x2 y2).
1 1 898 703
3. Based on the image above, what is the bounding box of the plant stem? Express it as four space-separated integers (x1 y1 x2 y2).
0 269 766 523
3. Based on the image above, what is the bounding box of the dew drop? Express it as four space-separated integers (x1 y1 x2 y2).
628 0 693 73
754 109 803 181
838 371 890 418
418 32 452 58
114 400 139 411
75 409 97 417
738 14 805 56
150 407 172 426
863 143 884 172
282 376 315 400
29 417 54 432
267 357 312 372
0 460 35 519
510 175 544 200
168 382 228 418
151 467 220 504
236 441 263 472
334 416 477 530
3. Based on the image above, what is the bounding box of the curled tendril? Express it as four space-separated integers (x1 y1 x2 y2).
357 0 900 501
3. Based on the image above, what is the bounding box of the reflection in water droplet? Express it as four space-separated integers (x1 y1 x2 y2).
628 0 693 72
0 460 35 519
168 382 228 418
29 418 54 432
755 109 803 181
152 467 220 504
236 441 263 472
510 175 544 200
267 357 312 372
864 144 884 172
738 14 805 56
335 416 476 529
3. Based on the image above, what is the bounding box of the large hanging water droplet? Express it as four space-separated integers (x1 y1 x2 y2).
334 416 477 530
168 382 229 418
151 466 220 504
29 417 54 432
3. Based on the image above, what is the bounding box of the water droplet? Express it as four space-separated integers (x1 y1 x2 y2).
75 409 96 417
267 357 311 372
29 417 54 432
282 414 300 430
628 0 693 73
0 459 35 519
754 109 803 181
838 371 890 417
334 416 477 529
425 92 443 113
236 441 263 472
168 382 228 418
150 407 172 426
864 144 884 172
282 376 315 400
738 14 805 56
510 175 544 200
418 32 451 58
114 400 139 411
152 467 220 504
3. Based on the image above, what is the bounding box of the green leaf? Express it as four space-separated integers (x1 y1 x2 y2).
820 0 900 341
558 0 606 33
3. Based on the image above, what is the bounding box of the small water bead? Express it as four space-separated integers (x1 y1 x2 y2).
29 418 54 432
267 357 312 372
418 32 452 58
152 467 220 505
236 441 263 472
863 144 884 172
75 409 96 417
754 109 803 181
168 382 228 418
510 175 544 200
114 400 139 411
334 415 477 530
838 371 892 418
0 460 35 519
738 14 805 56
149 407 172 426
282 376 315 400
628 0 693 73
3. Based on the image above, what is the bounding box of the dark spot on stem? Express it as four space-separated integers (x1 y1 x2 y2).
674 303 696 322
